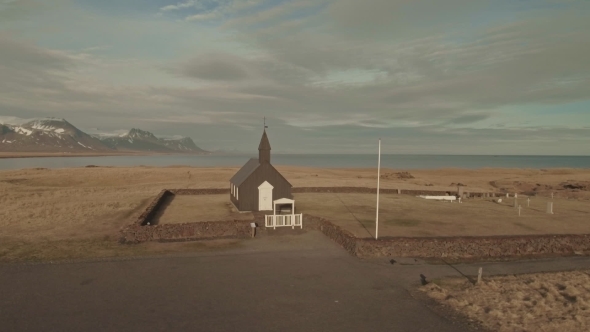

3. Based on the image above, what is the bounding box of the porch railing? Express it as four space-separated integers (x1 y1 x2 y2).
265 214 303 229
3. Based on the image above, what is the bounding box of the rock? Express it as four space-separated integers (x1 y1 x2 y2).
396 172 415 179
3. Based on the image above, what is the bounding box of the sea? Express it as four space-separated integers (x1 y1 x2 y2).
0 154 589 170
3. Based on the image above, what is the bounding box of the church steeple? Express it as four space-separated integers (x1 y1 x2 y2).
258 129 271 164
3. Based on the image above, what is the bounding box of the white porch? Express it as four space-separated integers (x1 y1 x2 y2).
265 198 303 229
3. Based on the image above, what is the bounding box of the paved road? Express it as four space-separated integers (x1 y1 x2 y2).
1 231 588 332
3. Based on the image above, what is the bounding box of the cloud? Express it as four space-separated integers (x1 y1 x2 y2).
176 53 253 81
0 115 30 125
0 34 73 71
221 0 318 29
180 0 270 22
160 0 195 12
1 0 589 154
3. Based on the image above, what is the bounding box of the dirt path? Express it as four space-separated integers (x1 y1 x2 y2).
0 231 479 332
3 230 589 332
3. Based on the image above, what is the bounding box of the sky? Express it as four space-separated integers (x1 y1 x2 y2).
0 0 589 155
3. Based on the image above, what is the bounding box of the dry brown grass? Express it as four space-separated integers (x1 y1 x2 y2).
153 194 254 224
0 166 589 261
421 270 590 332
294 193 590 238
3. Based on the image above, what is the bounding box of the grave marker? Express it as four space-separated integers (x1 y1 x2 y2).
518 205 522 216
546 202 553 214
527 197 530 207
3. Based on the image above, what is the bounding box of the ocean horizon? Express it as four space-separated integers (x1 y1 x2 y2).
1 154 589 170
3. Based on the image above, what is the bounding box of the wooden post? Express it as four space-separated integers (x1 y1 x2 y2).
250 222 256 237
527 197 530 207
518 205 522 216
477 267 483 285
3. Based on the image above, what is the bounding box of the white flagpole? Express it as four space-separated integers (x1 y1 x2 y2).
376 138 381 240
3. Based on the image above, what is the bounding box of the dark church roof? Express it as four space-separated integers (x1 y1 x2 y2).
230 158 259 186
258 130 271 151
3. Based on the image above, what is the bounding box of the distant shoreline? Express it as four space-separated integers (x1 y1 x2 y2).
0 152 212 159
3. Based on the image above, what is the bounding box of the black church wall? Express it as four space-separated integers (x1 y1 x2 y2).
238 164 292 212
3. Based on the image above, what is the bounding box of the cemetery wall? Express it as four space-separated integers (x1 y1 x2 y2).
354 234 590 259
302 215 589 260
170 189 230 195
303 215 358 256
292 187 495 197
122 188 250 243
135 189 171 226
120 220 252 243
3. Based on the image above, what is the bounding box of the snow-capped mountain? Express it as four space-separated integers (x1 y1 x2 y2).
0 118 208 154
100 128 208 153
0 118 112 152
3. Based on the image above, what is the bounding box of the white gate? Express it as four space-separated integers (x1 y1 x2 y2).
265 214 303 229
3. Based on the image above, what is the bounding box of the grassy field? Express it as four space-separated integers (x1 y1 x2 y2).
421 270 590 332
294 193 590 238
153 194 254 224
1 166 589 261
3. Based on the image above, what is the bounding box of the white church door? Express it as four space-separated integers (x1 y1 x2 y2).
258 181 274 211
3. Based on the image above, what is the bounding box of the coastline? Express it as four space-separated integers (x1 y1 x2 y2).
0 151 212 159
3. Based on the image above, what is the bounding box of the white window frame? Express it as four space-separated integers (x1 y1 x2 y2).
236 187 239 200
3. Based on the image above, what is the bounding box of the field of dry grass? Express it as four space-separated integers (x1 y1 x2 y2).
294 193 590 238
153 194 253 224
421 270 590 332
0 165 589 261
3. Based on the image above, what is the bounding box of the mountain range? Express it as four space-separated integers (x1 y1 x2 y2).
0 118 208 154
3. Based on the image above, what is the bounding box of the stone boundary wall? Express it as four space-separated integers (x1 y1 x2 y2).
301 215 590 259
170 189 229 195
121 220 252 243
303 215 359 256
135 189 172 226
354 234 590 259
292 187 496 197
121 188 253 243
122 187 585 260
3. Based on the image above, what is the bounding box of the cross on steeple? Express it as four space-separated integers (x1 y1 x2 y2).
259 118 271 164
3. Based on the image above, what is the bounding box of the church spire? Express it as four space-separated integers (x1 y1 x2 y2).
258 118 271 163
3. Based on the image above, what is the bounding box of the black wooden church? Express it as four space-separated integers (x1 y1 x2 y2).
229 128 292 211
